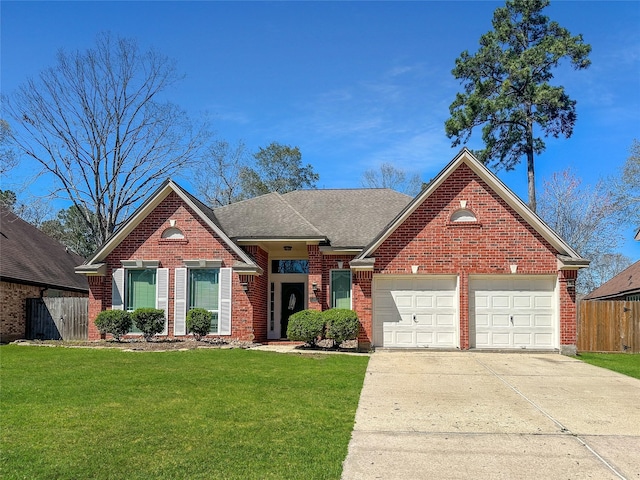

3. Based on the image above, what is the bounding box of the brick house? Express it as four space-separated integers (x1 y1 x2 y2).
76 149 588 353
1 208 89 342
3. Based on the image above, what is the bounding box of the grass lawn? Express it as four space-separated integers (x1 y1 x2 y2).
0 345 369 479
576 353 640 379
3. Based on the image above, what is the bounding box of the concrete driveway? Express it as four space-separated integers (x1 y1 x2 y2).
341 351 640 480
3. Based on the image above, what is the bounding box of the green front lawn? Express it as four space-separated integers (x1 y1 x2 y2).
0 345 369 479
577 352 640 380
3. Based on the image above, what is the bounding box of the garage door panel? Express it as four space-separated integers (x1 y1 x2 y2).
375 276 458 348
416 314 434 326
534 315 552 327
492 314 510 327
471 277 556 350
436 314 455 326
491 296 510 308
513 296 532 308
415 296 433 308
512 315 531 327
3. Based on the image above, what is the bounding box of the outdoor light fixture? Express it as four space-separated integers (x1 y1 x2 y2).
312 282 319 291
566 278 576 288
283 245 292 251
241 282 249 292
337 260 344 269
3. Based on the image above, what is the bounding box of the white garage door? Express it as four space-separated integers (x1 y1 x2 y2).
374 276 458 348
470 276 557 350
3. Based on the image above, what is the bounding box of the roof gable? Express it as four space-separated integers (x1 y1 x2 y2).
80 180 260 272
0 208 88 291
356 149 587 265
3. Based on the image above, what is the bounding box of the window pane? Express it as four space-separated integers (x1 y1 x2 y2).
271 260 309 274
189 269 219 311
331 270 351 309
127 269 157 310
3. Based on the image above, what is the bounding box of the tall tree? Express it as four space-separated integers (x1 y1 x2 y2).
538 169 630 294
445 0 591 212
4 32 207 246
611 139 640 229
0 120 18 176
195 140 248 207
40 206 100 258
240 142 319 197
361 163 422 196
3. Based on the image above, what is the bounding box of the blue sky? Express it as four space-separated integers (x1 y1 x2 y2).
2 1 639 258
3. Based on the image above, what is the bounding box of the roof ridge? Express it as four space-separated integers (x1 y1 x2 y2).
276 194 326 237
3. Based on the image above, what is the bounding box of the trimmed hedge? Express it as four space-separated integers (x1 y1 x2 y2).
94 310 132 342
131 308 165 341
187 308 212 340
323 309 360 345
286 310 325 346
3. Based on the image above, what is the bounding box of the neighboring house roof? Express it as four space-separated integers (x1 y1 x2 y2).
583 260 640 300
354 148 588 268
214 188 412 248
0 207 88 292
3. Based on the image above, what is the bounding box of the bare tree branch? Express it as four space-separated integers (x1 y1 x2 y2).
4 32 209 246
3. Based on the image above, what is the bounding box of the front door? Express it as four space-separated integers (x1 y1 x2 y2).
280 282 305 338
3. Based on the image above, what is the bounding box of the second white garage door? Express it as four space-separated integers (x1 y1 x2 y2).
470 276 557 350
374 276 458 348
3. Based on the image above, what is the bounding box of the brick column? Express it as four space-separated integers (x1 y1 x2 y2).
87 276 105 340
558 269 578 355
353 270 373 351
307 245 322 311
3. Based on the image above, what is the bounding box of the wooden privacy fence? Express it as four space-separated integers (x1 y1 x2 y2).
26 297 89 341
578 300 640 353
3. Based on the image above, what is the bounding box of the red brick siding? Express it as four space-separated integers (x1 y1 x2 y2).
1 281 87 342
364 164 576 349
89 192 258 341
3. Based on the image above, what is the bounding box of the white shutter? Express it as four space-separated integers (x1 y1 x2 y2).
156 268 169 334
219 267 232 335
174 268 187 336
112 268 125 310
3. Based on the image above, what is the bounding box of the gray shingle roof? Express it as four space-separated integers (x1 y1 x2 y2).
0 208 89 292
212 189 412 248
282 189 412 248
212 192 326 240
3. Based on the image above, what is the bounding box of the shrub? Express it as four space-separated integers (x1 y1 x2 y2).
287 309 325 346
323 309 359 346
94 309 132 342
186 308 213 340
131 308 165 341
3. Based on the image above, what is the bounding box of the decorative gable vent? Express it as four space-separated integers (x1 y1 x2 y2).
161 227 184 239
450 209 477 223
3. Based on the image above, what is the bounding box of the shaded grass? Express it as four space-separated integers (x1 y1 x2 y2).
0 345 369 479
576 352 640 379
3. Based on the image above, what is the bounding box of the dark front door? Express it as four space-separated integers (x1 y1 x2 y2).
281 282 305 338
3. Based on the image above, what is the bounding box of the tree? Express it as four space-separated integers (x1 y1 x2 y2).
445 0 591 212
4 32 207 246
538 169 630 294
40 206 100 258
611 139 640 229
0 190 17 210
0 120 18 176
195 140 248 207
240 142 319 197
361 163 422 195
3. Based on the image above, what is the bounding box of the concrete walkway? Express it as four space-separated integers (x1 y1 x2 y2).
341 351 640 480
